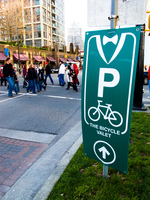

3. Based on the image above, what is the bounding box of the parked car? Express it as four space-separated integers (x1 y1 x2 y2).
143 71 148 85
51 68 59 73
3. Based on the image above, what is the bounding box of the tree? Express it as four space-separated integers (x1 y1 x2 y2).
0 0 24 42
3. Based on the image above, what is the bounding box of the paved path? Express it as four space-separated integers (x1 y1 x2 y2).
0 122 82 200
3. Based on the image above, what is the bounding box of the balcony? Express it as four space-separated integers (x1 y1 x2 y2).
52 23 56 28
51 2 55 8
52 9 55 14
52 16 56 22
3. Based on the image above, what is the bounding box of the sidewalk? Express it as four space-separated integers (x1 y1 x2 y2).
0 122 82 200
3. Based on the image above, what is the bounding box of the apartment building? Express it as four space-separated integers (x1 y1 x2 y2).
0 0 65 49
67 22 84 51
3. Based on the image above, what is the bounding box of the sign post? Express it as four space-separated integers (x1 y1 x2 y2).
102 0 118 178
81 26 141 174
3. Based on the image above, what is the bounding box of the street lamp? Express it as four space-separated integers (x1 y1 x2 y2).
17 26 26 73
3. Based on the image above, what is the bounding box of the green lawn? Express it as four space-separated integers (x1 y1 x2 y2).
48 112 150 200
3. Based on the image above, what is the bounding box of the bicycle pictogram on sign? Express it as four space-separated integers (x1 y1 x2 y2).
88 100 123 127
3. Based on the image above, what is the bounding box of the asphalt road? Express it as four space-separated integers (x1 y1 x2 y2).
0 72 82 146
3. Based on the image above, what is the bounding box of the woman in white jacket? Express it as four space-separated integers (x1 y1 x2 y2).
66 64 73 90
58 62 66 86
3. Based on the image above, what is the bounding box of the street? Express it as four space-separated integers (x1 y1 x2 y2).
0 72 82 144
0 73 149 145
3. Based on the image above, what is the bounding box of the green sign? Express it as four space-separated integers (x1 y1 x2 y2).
81 27 141 174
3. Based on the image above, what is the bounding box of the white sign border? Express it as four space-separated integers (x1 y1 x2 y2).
83 30 137 135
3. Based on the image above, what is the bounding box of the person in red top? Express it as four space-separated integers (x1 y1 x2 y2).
72 63 79 92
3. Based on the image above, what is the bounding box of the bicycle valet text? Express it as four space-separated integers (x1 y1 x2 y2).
90 122 120 138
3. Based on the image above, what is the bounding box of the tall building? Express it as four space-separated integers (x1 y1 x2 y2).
0 0 65 49
67 22 84 51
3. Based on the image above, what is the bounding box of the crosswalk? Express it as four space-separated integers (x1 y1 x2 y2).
0 90 81 103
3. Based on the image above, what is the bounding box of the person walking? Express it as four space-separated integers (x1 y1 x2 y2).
44 62 54 85
34 65 40 92
1 65 7 86
72 63 79 92
0 66 3 86
38 66 46 91
14 67 20 93
66 64 73 90
58 61 66 86
23 65 27 88
3 57 18 97
26 64 37 94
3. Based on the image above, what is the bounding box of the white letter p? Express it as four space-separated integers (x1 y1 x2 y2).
98 68 120 98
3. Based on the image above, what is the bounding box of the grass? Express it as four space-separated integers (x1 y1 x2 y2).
47 112 150 200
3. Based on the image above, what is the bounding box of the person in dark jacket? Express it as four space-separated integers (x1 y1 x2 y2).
38 66 46 90
44 63 54 85
26 64 37 93
3 57 18 97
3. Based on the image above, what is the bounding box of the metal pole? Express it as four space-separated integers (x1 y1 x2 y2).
110 0 116 29
17 27 26 73
103 165 108 178
103 0 118 178
133 24 146 110
17 28 20 72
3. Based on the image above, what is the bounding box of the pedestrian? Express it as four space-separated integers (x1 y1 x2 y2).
58 61 66 86
66 63 73 90
34 65 40 92
73 63 79 84
26 64 37 94
3 57 18 97
22 65 27 78
72 71 78 92
44 62 54 85
38 66 46 91
14 67 20 93
22 65 29 88
72 63 79 92
0 66 4 86
1 65 7 86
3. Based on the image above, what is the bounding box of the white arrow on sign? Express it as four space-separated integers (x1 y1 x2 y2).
98 146 110 159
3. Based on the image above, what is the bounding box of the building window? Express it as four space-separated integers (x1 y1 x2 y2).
47 11 50 24
33 7 40 22
42 8 46 23
44 40 47 46
26 24 32 39
42 0 46 7
24 9 31 23
23 0 30 7
34 39 41 47
34 23 41 38
32 0 40 6
26 40 32 46
47 3 50 10
43 24 47 38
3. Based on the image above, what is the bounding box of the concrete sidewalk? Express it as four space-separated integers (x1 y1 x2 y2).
0 121 82 200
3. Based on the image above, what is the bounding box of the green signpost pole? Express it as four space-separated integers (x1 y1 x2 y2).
103 0 118 178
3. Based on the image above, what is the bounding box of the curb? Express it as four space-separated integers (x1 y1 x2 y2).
33 135 83 200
